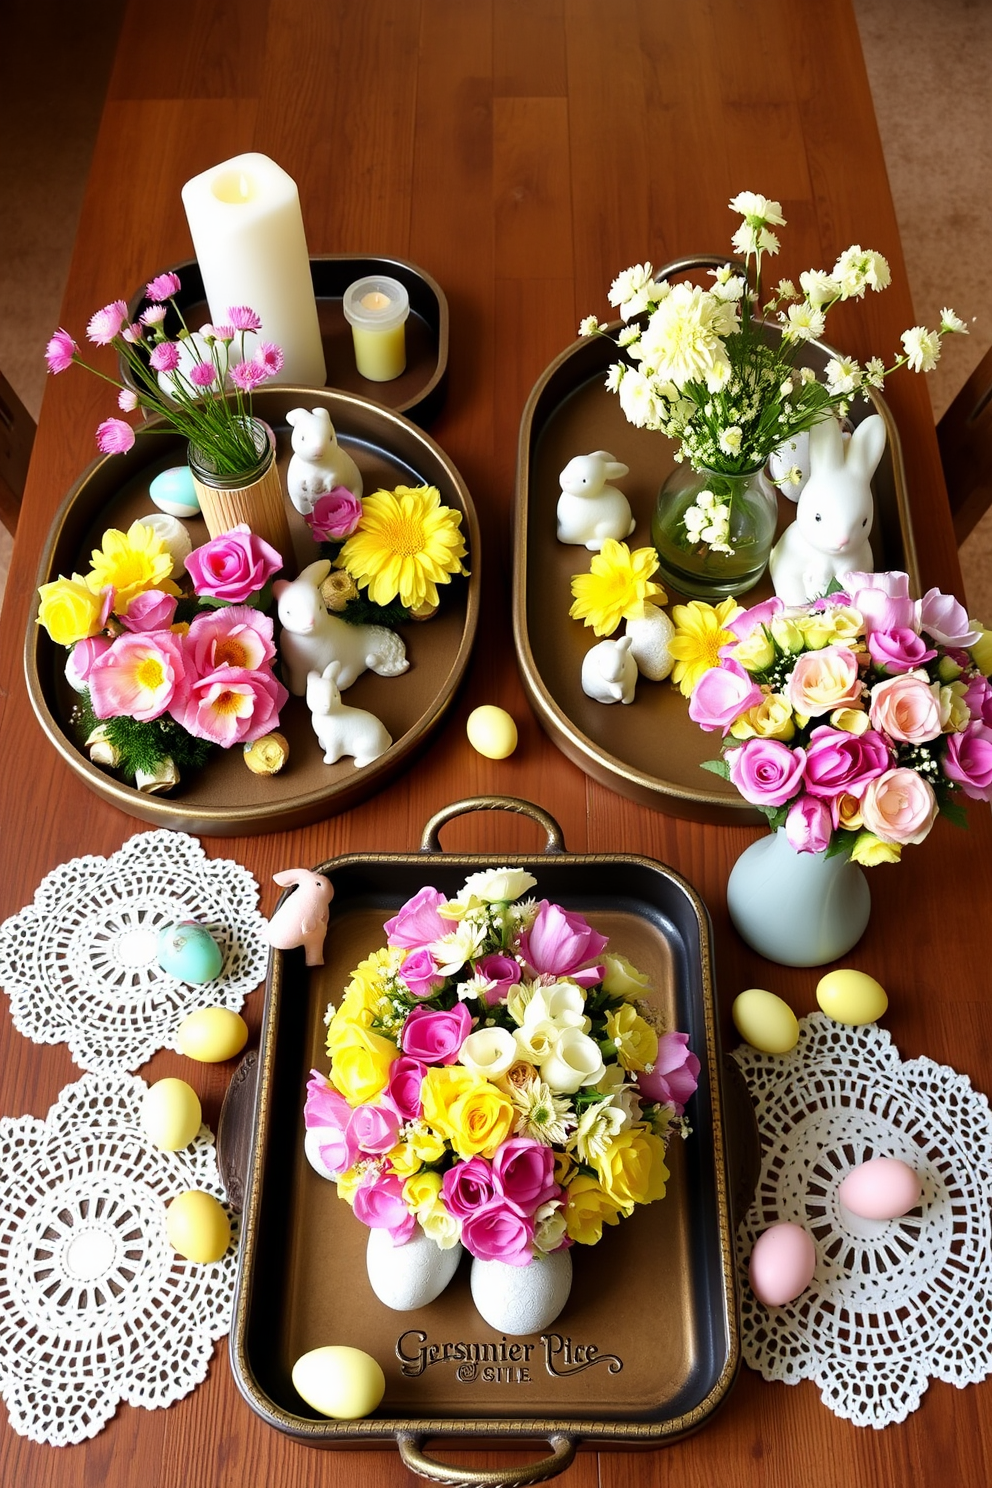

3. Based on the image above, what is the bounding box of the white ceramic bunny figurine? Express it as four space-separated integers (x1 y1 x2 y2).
286 407 364 514
580 634 637 704
769 413 886 604
556 451 634 550
306 661 393 768
274 559 408 694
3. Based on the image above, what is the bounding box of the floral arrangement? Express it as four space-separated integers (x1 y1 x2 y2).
687 571 992 864
305 868 699 1263
45 272 283 474
38 519 289 786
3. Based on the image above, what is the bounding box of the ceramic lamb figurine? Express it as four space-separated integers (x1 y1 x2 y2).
556 451 634 550
265 868 334 966
274 559 408 694
306 661 392 768
769 413 886 605
581 634 637 704
286 407 364 515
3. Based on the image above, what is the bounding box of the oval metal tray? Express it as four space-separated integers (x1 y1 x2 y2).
25 387 480 836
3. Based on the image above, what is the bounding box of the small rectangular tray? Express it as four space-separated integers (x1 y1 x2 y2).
229 798 741 1478
125 254 448 427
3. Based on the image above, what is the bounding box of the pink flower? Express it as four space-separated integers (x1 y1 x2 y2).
303 1071 357 1176
727 596 784 640
474 953 521 1008
919 587 980 648
185 523 282 602
386 1057 426 1122
307 487 364 542
353 1173 416 1244
847 570 911 600
230 358 267 392
117 387 140 412
145 271 182 302
963 674 992 728
189 360 217 389
149 341 181 373
866 627 936 673
727 738 806 808
492 1138 559 1217
121 323 143 344
689 659 763 734
205 324 235 342
442 1157 499 1218
943 721 992 801
868 674 942 744
88 630 186 721
256 341 284 376
119 589 178 633
140 305 168 327
86 299 129 345
347 1103 400 1156
398 947 444 1000
65 635 112 692
636 1031 700 1114
785 794 834 853
384 886 448 951
400 1002 472 1064
95 417 136 455
45 328 78 374
171 664 287 746
227 305 263 332
460 1202 534 1265
183 606 275 673
803 725 890 798
304 1071 353 1130
518 901 608 987
861 768 938 845
788 647 863 716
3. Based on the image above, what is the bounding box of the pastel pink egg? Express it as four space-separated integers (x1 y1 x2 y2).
837 1157 922 1220
748 1222 816 1307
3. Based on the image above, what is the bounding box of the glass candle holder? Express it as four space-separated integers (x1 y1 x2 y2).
342 275 410 382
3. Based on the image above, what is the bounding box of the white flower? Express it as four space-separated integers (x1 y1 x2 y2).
729 190 786 226
540 1026 605 1094
799 269 839 307
456 970 496 1002
901 325 941 373
864 356 886 389
940 307 968 335
441 866 537 920
719 425 743 455
510 1076 576 1145
420 1202 462 1249
825 356 863 395
604 363 624 393
459 1026 518 1080
775 279 797 300
578 315 600 336
832 246 891 299
783 302 826 342
617 324 641 347
601 953 650 999
710 274 747 303
429 919 487 975
636 282 737 391
532 1201 569 1254
607 262 665 320
570 1099 627 1164
732 223 780 257
799 366 817 384
616 366 665 428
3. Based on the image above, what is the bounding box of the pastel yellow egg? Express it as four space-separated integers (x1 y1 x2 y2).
166 1189 231 1262
466 705 518 760
732 988 800 1054
176 1007 249 1063
140 1077 202 1151
292 1346 386 1420
816 968 887 1026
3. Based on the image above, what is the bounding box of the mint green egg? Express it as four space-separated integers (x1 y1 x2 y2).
150 465 200 518
157 922 223 984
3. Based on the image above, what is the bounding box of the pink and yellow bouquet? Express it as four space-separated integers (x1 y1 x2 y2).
689 571 992 863
305 868 698 1264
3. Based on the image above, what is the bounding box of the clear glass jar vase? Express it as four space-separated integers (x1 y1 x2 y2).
650 460 778 600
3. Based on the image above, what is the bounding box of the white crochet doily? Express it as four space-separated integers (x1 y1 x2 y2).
0 1071 238 1445
733 1012 992 1428
0 831 267 1072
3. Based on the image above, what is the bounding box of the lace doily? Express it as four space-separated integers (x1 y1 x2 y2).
0 831 267 1072
734 1012 992 1428
0 1071 237 1445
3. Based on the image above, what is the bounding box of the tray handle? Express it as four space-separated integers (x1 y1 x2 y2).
396 1431 577 1487
420 796 566 856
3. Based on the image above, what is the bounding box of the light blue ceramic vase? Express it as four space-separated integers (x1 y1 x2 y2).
726 828 871 967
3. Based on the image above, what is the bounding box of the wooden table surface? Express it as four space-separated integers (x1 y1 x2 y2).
2 2 989 1484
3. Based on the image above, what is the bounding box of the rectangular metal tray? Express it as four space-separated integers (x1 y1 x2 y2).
229 798 740 1478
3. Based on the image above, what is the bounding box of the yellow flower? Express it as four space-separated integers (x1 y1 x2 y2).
967 623 992 676
563 1173 625 1244
835 793 864 831
335 1164 364 1206
731 628 775 672
337 484 468 610
601 953 650 1000
668 598 742 696
87 520 179 612
605 1004 658 1073
420 1067 515 1159
851 831 902 866
328 1024 397 1105
830 707 870 735
594 1126 669 1212
387 1140 422 1180
402 1170 443 1216
328 946 403 1045
569 540 666 636
407 1121 447 1165
730 693 795 741
37 573 107 645
420 1200 462 1249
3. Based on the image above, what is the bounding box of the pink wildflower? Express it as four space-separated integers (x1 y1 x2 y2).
121 323 143 344
88 630 186 721
140 305 168 327
188 360 217 389
95 418 136 455
227 305 262 332
256 341 284 376
145 271 182 302
149 342 181 373
118 388 139 411
229 359 266 392
204 324 234 342
171 664 287 746
86 300 129 346
45 328 78 374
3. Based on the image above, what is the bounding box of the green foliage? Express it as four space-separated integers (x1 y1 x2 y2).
74 694 212 782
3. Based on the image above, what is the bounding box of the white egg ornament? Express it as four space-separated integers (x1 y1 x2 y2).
292 1346 385 1420
366 1226 463 1310
838 1157 922 1221
748 1222 816 1307
470 1249 572 1336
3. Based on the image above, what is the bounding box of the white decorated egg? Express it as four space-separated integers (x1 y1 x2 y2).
748 1222 816 1307
292 1345 385 1419
366 1225 462 1310
141 1077 202 1151
838 1157 922 1220
469 1248 572 1336
138 511 193 571
149 465 201 518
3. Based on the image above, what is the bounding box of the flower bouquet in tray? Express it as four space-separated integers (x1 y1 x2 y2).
304 866 699 1333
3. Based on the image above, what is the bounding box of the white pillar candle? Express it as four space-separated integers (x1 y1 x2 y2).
181 152 326 388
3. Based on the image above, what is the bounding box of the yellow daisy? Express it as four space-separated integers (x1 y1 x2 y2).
337 484 468 610
569 540 667 637
668 597 743 696
87 520 180 612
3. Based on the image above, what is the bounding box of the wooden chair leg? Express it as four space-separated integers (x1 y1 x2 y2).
0 369 36 538
937 343 992 546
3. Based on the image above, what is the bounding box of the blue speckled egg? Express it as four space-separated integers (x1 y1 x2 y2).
157 922 224 984
149 465 201 518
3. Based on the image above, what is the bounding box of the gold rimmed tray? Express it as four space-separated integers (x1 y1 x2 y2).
25 387 479 836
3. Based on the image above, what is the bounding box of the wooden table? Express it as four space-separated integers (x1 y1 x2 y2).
2 3 989 1484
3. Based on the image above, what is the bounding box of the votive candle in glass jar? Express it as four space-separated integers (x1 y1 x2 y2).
342 275 410 381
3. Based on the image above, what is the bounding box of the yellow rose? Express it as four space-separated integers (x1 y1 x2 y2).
402 1170 443 1215
554 1150 578 1187
851 831 902 866
968 624 992 676
820 605 865 643
730 692 795 741
388 1140 423 1180
329 1024 397 1105
594 1127 669 1212
407 1122 448 1165
605 1004 658 1074
936 680 971 733
769 614 805 654
421 1067 515 1159
335 1165 364 1206
420 1200 462 1249
564 1174 624 1244
601 954 650 999
829 706 870 735
37 574 106 646
731 628 775 672
835 792 864 831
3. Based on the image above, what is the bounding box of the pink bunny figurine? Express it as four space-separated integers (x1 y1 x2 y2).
265 869 334 966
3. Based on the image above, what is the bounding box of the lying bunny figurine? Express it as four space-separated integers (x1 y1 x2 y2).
307 660 392 768
286 407 364 514
581 634 637 705
275 558 408 694
769 413 886 604
265 868 334 966
557 451 634 550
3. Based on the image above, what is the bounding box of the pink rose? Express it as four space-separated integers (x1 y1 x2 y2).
919 587 980 648
398 947 444 1000
347 1102 401 1156
400 1002 472 1064
119 589 179 633
442 1157 499 1218
307 486 363 542
184 523 282 602
475 953 521 1008
386 1056 426 1122
963 674 992 728
851 583 918 636
803 725 891 799
492 1138 559 1217
304 1071 353 1130
171 663 287 745
384 886 448 951
943 721 992 801
860 768 938 845
635 1032 700 1115
868 674 942 744
785 794 834 854
184 606 276 674
518 901 608 987
303 1072 357 1177
353 1173 416 1244
727 738 806 808
460 1202 534 1266
89 630 186 721
866 628 936 673
727 595 784 640
689 660 763 734
787 646 863 716
65 635 112 692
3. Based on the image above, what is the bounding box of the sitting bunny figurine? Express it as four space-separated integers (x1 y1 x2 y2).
265 868 334 966
307 661 393 768
557 451 634 550
581 634 637 705
286 407 364 514
769 413 886 604
275 558 408 694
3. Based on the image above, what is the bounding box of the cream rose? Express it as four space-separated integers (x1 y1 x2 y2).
787 646 863 715
868 673 942 743
541 1027 606 1094
458 1026 517 1080
860 768 938 845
